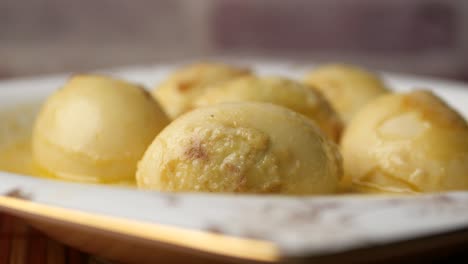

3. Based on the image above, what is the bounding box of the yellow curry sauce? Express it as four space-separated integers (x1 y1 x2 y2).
0 138 136 187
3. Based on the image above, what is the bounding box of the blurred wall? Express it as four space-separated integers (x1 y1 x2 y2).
1 0 467 80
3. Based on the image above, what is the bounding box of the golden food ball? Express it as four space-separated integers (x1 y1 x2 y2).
195 76 343 142
137 102 342 195
304 64 390 123
341 90 468 193
153 62 251 119
33 75 170 183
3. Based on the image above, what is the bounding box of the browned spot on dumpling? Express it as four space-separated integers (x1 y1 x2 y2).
225 163 241 174
177 80 196 92
234 174 248 192
184 139 208 161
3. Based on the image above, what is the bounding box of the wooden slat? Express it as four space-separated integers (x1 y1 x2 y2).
0 212 96 264
27 228 47 264
46 239 66 264
0 213 13 263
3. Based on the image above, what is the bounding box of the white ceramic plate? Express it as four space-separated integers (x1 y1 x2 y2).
1 60 468 263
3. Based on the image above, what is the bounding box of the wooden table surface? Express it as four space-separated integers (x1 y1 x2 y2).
0 212 113 264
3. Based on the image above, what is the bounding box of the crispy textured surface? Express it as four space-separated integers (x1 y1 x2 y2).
33 75 169 183
304 64 389 123
341 90 468 193
153 63 251 119
137 102 342 195
195 76 343 142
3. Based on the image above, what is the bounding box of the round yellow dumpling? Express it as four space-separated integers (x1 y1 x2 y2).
304 64 389 123
341 90 468 193
195 76 343 142
33 75 170 183
153 62 251 119
137 102 342 195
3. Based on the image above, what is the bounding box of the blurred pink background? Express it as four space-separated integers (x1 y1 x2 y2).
1 0 467 80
